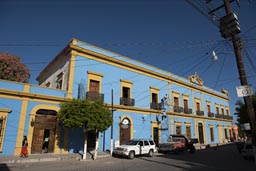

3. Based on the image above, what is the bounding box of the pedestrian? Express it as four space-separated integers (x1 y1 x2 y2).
20 135 28 157
43 136 49 153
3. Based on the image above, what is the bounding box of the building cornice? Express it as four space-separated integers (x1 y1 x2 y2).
0 89 66 103
0 108 12 113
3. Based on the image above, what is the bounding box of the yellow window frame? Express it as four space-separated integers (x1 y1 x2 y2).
0 108 11 152
87 71 103 93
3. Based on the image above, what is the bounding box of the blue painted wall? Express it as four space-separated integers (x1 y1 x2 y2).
0 80 65 155
73 55 168 109
1 99 22 155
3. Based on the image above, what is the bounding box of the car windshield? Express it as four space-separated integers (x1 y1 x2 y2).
126 140 139 145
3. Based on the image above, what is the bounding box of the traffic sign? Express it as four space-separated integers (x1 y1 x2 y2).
236 85 254 97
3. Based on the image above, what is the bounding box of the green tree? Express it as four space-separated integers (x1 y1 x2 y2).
0 52 30 83
58 99 112 160
235 95 256 137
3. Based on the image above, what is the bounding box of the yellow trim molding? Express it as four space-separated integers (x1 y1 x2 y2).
151 121 160 143
0 108 11 152
119 115 134 140
14 99 28 156
150 86 160 103
87 71 103 93
120 79 133 98
28 105 60 154
67 51 76 98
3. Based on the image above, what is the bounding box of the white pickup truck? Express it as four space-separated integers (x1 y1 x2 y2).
112 139 157 159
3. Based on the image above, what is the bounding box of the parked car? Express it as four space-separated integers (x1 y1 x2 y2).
158 134 196 154
241 143 254 160
112 139 157 159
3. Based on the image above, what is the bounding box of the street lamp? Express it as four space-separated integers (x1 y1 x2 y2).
211 51 218 61
210 51 233 61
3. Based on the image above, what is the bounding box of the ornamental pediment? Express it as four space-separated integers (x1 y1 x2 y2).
188 72 203 86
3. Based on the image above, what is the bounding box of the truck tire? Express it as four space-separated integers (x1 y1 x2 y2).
128 151 135 159
148 149 154 157
189 146 196 153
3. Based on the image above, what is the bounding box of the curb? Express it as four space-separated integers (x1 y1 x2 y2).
2 156 81 164
1 153 111 164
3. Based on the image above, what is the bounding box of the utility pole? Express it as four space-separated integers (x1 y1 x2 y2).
110 89 114 155
209 0 256 164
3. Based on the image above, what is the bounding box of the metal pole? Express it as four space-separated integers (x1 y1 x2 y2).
110 89 114 155
103 131 105 151
223 0 256 164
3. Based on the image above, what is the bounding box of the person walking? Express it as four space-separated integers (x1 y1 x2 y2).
20 135 28 157
43 136 49 153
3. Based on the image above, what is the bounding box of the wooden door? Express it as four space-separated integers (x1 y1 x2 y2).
31 115 57 154
31 126 44 153
184 99 188 111
89 80 99 93
120 118 131 145
44 116 57 153
153 127 159 147
47 130 55 153
198 123 204 144
174 97 179 107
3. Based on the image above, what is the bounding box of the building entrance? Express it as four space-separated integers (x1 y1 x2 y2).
119 118 131 145
31 109 57 154
198 123 204 144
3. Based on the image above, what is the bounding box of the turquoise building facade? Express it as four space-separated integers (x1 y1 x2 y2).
0 38 233 156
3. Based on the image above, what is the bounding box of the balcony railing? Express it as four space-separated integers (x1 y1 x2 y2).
196 110 204 116
184 108 192 114
86 91 104 101
120 97 135 106
173 106 184 113
207 112 215 117
215 114 222 118
214 114 233 120
150 102 162 110
223 115 229 119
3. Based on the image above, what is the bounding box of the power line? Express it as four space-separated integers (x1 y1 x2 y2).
243 47 256 74
185 0 219 27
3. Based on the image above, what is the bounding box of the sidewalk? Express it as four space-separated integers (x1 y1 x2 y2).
0 151 111 164
0 143 233 164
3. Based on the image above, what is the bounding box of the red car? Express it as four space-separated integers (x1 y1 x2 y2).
158 135 196 153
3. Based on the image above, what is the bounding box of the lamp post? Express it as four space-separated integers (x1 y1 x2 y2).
110 89 114 155
223 2 256 163
208 0 256 164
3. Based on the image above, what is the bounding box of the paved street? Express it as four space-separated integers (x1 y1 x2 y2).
1 143 255 171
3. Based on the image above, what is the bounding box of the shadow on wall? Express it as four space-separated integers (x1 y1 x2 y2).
57 127 97 154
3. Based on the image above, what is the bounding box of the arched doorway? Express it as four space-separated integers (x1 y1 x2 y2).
198 123 204 144
31 109 58 154
119 117 131 145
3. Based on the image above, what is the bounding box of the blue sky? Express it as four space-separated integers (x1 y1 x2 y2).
1 0 256 121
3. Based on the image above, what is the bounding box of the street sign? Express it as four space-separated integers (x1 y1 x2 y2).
236 85 254 97
241 123 251 131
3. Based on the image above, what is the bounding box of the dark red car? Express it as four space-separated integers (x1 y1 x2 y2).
158 134 196 153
